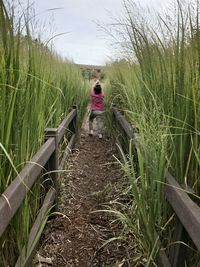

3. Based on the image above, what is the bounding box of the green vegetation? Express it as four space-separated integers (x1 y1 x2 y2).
2 0 200 265
105 0 200 265
0 1 88 266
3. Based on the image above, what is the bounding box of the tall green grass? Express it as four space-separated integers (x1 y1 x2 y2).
105 0 200 265
0 2 88 266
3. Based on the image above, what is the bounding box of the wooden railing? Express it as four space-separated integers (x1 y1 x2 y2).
112 108 200 267
0 106 77 267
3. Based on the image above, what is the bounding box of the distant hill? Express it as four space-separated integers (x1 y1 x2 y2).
76 64 104 71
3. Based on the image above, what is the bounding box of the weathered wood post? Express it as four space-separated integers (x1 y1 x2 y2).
169 217 187 267
44 128 59 194
69 105 77 134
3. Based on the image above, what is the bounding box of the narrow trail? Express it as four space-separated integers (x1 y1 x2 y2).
37 120 128 267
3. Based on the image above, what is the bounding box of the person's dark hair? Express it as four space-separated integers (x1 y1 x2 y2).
94 84 102 94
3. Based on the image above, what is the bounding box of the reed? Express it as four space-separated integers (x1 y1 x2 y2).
0 2 88 266
105 0 200 265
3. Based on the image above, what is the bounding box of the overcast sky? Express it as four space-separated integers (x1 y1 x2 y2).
21 0 168 65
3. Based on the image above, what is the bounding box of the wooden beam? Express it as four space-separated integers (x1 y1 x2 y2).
165 171 200 251
112 108 134 139
169 218 186 267
158 248 172 267
45 128 59 192
0 138 55 237
57 108 77 143
15 187 56 267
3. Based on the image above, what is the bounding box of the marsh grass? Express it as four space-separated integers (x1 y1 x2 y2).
104 0 200 265
0 2 88 266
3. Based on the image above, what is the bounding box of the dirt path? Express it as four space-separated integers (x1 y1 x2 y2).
36 121 129 267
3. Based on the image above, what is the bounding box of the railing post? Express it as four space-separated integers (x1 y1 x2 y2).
45 128 59 194
169 217 187 267
69 105 77 134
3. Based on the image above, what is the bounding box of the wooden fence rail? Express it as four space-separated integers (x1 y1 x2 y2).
112 107 200 267
0 106 77 266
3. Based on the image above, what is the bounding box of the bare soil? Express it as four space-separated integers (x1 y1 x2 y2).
36 122 131 267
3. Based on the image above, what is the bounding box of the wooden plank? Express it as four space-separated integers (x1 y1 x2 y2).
70 105 77 134
0 138 55 237
158 249 172 267
15 187 56 267
155 235 172 267
59 134 76 170
57 109 77 143
45 128 59 192
112 108 134 139
45 128 57 138
169 218 186 267
165 171 200 251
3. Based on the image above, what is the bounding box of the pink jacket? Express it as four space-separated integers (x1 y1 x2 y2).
90 91 104 111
